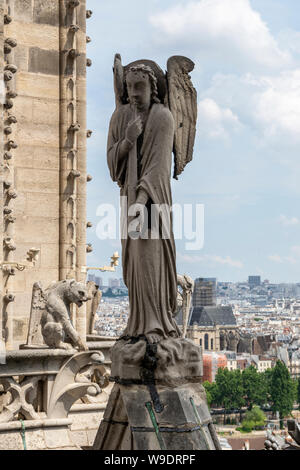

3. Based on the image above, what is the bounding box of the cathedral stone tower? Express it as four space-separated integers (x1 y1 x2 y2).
0 0 91 350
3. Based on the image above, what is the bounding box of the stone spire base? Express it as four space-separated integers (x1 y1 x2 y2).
93 337 221 450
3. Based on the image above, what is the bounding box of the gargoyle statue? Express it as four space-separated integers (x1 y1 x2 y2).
34 279 90 351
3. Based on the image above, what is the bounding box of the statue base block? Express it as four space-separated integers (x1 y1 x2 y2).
93 383 220 450
110 337 203 387
93 337 220 450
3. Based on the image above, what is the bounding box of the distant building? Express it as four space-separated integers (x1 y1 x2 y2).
251 355 273 372
224 351 237 371
248 276 261 289
188 305 239 352
202 352 227 382
87 273 95 283
109 278 120 288
94 276 103 288
192 278 217 308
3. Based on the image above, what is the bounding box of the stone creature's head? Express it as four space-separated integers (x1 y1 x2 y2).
66 280 90 307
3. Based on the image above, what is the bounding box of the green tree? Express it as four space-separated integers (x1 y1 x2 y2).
240 405 266 432
261 368 273 403
203 380 218 407
297 378 300 408
215 368 245 424
242 366 268 409
270 361 295 429
292 379 298 403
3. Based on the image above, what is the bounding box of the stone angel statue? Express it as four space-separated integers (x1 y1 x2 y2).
107 54 197 344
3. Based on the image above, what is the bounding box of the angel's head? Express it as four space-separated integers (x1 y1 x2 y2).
125 64 160 111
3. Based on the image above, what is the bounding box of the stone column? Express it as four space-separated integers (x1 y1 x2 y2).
75 0 87 340
0 0 4 345
59 0 87 337
3 0 17 350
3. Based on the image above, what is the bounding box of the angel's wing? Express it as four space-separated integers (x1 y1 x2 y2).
167 56 197 180
113 53 125 108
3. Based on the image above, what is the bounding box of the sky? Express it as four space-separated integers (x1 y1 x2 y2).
85 0 300 284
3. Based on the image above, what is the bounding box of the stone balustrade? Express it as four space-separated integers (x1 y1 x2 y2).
0 339 115 449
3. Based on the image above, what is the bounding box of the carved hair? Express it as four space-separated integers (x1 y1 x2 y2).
125 64 160 104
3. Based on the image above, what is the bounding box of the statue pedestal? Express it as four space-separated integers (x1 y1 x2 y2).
93 337 221 450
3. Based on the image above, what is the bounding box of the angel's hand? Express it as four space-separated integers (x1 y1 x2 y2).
128 208 146 239
125 116 143 144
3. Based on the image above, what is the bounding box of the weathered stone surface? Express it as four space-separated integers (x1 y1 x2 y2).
32 99 60 126
14 46 29 71
69 430 88 447
87 429 98 446
14 0 33 22
110 337 202 387
76 53 87 77
15 168 59 194
0 430 23 450
94 383 220 450
26 194 59 218
14 96 34 123
14 216 59 243
33 0 59 26
44 427 74 449
6 22 59 50
17 72 59 99
70 410 105 431
77 4 87 32
25 429 47 451
13 318 29 341
15 122 59 147
29 48 59 75
40 243 60 269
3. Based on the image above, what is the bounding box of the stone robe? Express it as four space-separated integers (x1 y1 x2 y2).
107 103 180 342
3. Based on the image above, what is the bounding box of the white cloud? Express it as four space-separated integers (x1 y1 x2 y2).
197 98 242 140
278 29 300 57
201 69 300 146
178 252 243 268
269 246 300 265
268 254 283 263
255 71 300 143
150 0 291 70
279 215 300 227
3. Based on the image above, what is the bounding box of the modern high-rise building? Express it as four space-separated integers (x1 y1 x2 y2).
248 276 261 289
94 276 103 288
109 278 120 288
192 278 217 308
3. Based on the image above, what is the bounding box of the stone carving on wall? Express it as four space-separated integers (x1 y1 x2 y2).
219 329 240 352
25 280 89 351
86 281 102 335
175 274 194 338
0 352 107 424
0 376 40 423
47 351 105 419
227 330 240 352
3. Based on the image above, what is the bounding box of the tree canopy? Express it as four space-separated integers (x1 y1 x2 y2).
270 361 295 427
203 361 297 428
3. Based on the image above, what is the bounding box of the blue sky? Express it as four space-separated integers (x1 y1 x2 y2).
86 0 300 284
